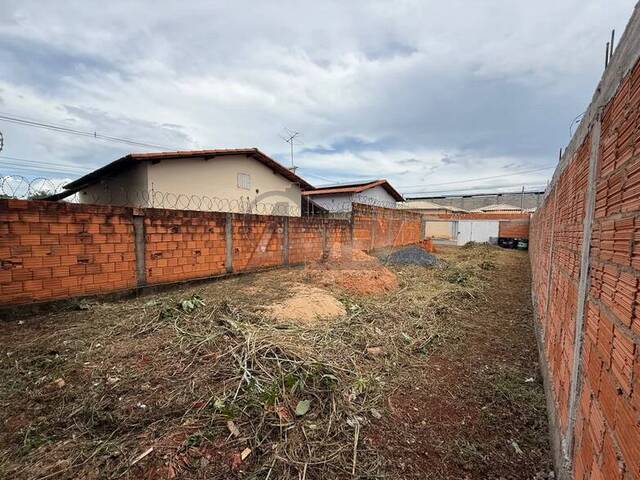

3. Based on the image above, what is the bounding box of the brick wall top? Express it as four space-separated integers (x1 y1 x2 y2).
1 198 134 217
352 203 423 221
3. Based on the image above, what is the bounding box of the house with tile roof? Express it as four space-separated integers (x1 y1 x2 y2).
301 179 404 212
51 148 316 216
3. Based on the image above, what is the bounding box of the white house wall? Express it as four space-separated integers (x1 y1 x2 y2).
309 193 354 212
147 155 301 215
79 162 149 207
76 154 302 216
353 185 397 207
310 185 398 213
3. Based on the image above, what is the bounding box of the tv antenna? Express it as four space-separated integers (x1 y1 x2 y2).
280 128 303 173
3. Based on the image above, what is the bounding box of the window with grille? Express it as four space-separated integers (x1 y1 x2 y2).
237 173 251 190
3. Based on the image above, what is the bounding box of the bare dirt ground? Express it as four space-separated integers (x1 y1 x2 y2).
0 245 552 479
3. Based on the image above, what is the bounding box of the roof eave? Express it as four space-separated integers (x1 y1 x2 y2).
62 148 314 191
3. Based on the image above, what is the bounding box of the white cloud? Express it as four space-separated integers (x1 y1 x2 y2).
0 0 635 194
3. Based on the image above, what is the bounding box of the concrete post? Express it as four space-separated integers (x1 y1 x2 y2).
370 210 376 251
225 213 233 273
321 221 328 259
543 186 559 342
132 213 147 287
565 118 602 467
283 217 289 266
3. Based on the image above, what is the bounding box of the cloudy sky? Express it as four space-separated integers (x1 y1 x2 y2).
0 0 636 197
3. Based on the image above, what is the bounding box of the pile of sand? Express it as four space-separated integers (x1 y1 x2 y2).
266 284 346 325
309 250 399 295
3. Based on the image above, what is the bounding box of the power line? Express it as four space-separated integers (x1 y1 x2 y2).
0 156 88 176
298 164 554 190
0 112 179 151
0 164 83 175
398 165 555 191
404 183 548 196
0 155 88 170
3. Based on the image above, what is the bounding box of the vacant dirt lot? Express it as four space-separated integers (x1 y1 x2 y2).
0 245 552 479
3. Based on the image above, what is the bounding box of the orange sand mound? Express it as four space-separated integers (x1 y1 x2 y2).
266 284 346 325
308 250 399 295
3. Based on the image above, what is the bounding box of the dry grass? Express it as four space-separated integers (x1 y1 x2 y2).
0 244 543 479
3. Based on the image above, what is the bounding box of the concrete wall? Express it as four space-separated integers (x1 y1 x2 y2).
529 4 640 479
413 191 544 211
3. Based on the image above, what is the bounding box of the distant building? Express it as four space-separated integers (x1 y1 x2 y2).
398 199 468 214
470 203 524 214
51 148 314 216
301 179 403 212
407 190 545 211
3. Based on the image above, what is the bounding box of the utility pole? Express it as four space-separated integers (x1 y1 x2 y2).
521 185 525 211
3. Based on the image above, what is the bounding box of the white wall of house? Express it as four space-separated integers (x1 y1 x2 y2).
425 220 456 240
308 192 354 212
79 162 149 207
308 185 398 212
148 155 301 215
353 185 397 207
78 154 302 216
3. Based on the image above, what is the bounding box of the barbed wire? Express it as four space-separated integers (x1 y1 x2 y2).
0 173 400 217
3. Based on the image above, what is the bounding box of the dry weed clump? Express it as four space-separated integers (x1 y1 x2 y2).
0 244 500 479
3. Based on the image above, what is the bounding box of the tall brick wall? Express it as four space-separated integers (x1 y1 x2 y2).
530 9 640 478
232 214 285 272
351 203 422 250
0 200 137 304
0 200 421 307
144 209 227 284
498 220 530 239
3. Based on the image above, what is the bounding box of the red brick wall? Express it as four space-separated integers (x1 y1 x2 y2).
288 217 324 264
498 220 530 238
0 199 137 304
232 214 285 272
352 203 422 251
144 209 227 284
530 58 640 479
0 201 420 307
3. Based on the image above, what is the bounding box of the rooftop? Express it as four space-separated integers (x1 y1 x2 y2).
62 148 314 191
398 200 468 212
302 179 404 201
470 203 524 212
